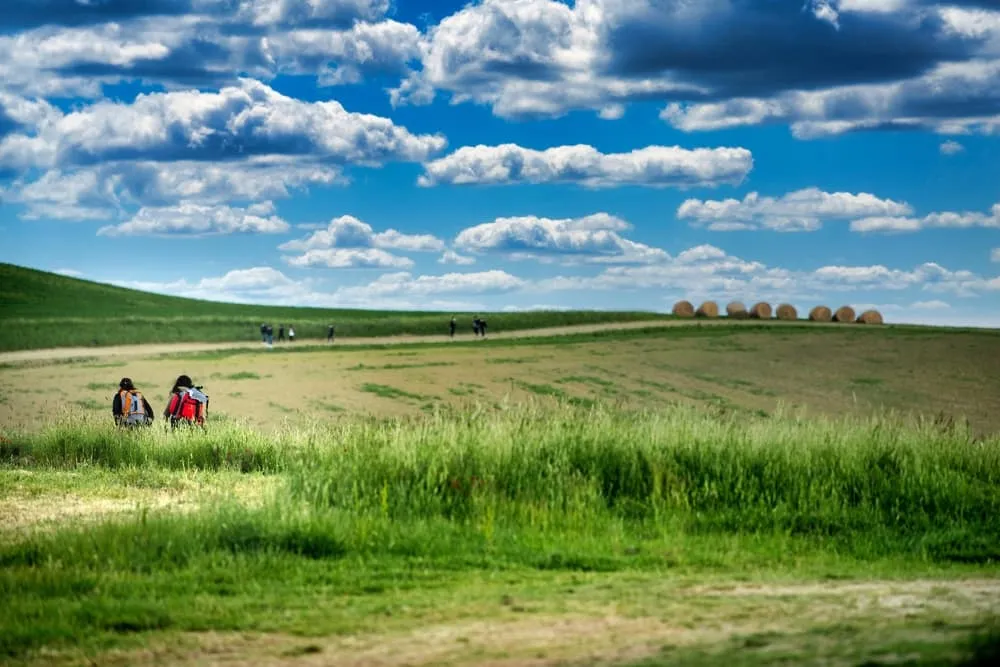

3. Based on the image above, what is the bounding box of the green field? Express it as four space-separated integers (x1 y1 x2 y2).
1 405 999 665
0 263 672 351
2 265 999 666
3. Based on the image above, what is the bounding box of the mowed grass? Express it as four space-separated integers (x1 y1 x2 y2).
1 403 999 664
0 263 671 351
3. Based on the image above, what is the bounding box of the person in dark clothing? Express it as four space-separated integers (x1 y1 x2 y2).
266 324 274 347
480 318 487 337
327 324 335 343
449 317 456 338
112 377 154 428
473 317 480 337
278 324 285 342
260 323 267 343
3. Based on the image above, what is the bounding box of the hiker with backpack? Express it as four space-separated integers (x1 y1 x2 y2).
164 374 209 429
112 377 154 428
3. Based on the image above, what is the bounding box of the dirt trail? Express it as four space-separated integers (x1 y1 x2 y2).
0 319 803 364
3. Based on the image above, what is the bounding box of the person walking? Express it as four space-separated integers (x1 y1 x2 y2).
260 323 267 344
473 317 480 337
449 316 456 338
480 318 488 338
266 324 274 348
278 324 285 342
112 377 154 428
327 324 335 343
288 325 295 343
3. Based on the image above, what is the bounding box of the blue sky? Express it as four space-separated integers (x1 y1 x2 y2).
1 0 998 326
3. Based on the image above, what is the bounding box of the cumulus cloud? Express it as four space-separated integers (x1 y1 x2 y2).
438 249 476 266
912 299 951 309
388 0 999 138
278 215 445 257
0 2 419 98
96 201 290 236
334 270 527 300
284 248 415 269
661 58 1000 138
940 140 965 155
533 244 1000 300
850 202 1000 233
3 159 342 220
0 79 445 172
418 144 753 189
677 187 912 232
112 263 493 311
454 213 667 264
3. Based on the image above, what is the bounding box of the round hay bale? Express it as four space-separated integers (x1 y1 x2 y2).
856 309 884 325
776 303 798 321
672 300 695 318
726 301 747 319
808 306 832 322
749 302 773 319
696 301 719 318
833 305 856 323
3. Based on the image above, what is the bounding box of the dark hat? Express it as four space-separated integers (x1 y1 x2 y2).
119 377 134 390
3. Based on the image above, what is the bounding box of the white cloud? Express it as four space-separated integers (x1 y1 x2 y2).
454 213 667 264
2 159 343 221
334 270 527 300
911 300 951 310
278 214 445 255
533 244 1000 301
284 248 414 269
992 248 1000 263
677 187 912 232
0 78 446 172
851 203 1000 233
97 201 289 236
940 140 965 155
438 249 476 266
661 59 1000 139
418 143 753 189
53 268 83 277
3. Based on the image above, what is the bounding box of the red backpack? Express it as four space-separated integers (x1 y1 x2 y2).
169 388 208 425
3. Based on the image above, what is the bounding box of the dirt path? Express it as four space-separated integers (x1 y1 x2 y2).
0 318 806 364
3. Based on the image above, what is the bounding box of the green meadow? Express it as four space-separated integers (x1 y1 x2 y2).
1 265 999 666
0 263 671 351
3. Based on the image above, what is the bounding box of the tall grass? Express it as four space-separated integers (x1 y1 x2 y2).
3 403 999 658
283 404 1000 541
5 403 998 544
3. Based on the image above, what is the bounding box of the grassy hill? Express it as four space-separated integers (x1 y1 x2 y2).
0 263 671 351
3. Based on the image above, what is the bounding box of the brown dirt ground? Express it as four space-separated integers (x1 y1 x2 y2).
37 578 1000 667
2 326 998 434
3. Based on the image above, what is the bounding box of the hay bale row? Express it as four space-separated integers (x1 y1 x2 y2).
856 309 884 325
809 306 832 322
833 306 856 323
749 302 772 319
672 300 695 318
776 304 797 321
673 301 885 324
672 299 884 325
696 301 719 318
